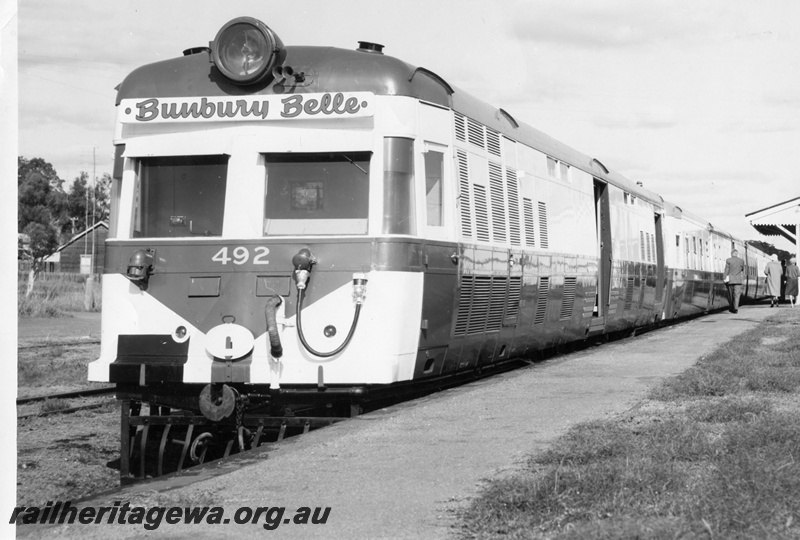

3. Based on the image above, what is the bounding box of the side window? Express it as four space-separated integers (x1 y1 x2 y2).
424 150 444 227
382 137 416 235
547 156 570 182
547 156 557 176
559 161 570 182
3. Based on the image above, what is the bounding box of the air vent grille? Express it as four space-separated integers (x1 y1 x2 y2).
486 129 501 156
453 275 521 336
534 277 550 325
473 185 490 242
538 201 549 249
487 277 507 331
454 276 474 336
640 231 646 261
507 168 521 246
469 276 493 333
560 277 577 320
505 276 522 324
467 118 485 148
456 149 471 238
488 162 506 243
523 198 535 247
454 113 466 142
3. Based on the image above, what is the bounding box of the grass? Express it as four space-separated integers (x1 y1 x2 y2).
17 273 102 317
458 308 800 539
652 317 800 399
18 346 90 389
40 398 70 414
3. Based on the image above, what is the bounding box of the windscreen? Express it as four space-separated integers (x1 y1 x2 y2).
263 152 370 235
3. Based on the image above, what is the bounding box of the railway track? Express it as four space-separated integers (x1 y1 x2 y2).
17 387 117 419
115 358 534 481
18 339 101 350
17 386 117 405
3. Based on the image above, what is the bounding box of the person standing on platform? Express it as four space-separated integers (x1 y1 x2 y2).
785 257 799 308
764 254 783 307
723 249 745 313
780 259 787 303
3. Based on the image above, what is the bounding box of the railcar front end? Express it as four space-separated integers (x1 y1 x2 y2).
88 18 469 477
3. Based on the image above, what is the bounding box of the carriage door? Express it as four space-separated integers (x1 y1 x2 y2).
654 213 666 314
594 179 612 318
416 142 455 377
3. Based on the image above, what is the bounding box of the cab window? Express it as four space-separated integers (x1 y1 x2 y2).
133 155 228 238
263 152 370 235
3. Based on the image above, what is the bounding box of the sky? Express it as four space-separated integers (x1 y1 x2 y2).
10 0 800 251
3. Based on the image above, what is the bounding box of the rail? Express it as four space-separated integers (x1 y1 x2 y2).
18 339 101 350
17 386 117 405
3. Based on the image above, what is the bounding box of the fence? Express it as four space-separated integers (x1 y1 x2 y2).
18 272 103 314
18 271 102 285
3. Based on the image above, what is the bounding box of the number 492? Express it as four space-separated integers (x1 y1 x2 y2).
211 246 270 265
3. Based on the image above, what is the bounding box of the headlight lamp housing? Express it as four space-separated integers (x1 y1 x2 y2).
210 17 285 85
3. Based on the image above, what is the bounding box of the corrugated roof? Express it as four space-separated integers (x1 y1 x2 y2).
55 222 109 253
747 197 800 244
746 196 800 218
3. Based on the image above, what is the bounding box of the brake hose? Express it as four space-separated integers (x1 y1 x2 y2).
264 296 284 358
295 287 362 358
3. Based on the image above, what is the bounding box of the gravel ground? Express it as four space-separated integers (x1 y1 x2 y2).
16 405 120 506
16 313 119 506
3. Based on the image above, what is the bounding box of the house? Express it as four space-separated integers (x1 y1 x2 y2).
18 233 32 260
43 221 109 274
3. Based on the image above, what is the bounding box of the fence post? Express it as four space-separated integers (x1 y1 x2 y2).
84 275 95 311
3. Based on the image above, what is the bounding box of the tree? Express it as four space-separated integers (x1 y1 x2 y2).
95 173 112 224
18 171 54 230
746 240 792 262
66 172 110 233
22 221 60 296
18 157 112 285
18 170 67 246
18 157 69 240
66 172 88 232
23 222 59 266
18 156 63 190
18 158 111 241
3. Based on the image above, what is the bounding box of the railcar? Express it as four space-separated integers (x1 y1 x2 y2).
89 16 770 479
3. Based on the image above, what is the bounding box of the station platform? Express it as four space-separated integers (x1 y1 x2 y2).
22 304 776 539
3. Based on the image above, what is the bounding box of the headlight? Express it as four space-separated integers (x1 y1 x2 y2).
126 249 155 283
210 17 284 85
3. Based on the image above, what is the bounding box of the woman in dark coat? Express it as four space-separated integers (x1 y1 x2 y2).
764 254 783 307
786 257 799 308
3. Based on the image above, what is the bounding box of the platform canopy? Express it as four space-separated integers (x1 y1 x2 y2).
746 196 800 261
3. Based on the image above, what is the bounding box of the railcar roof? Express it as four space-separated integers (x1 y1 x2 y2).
115 44 674 215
